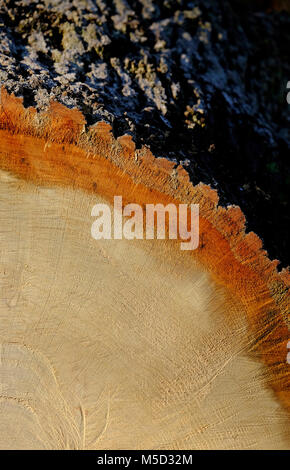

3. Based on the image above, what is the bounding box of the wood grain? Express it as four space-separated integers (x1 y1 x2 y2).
0 89 289 449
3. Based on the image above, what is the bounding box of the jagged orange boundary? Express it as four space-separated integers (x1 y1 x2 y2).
0 87 289 414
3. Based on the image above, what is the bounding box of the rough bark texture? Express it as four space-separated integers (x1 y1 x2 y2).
0 0 289 265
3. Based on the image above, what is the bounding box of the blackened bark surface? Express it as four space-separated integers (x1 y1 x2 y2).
0 0 289 265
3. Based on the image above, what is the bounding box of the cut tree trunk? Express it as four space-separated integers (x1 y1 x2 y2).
0 90 289 449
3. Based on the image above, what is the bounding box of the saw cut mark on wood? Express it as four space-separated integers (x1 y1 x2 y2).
0 89 289 449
